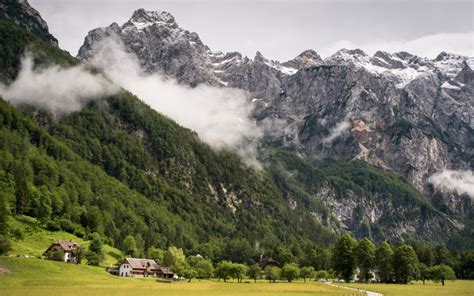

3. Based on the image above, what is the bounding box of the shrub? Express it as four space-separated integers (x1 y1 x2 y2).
0 234 11 255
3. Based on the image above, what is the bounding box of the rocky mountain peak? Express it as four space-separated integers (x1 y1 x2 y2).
435 51 463 62
128 9 177 29
372 50 405 69
282 49 322 69
324 48 370 66
0 0 58 46
254 51 266 62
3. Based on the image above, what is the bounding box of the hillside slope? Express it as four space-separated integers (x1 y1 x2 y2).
0 16 337 257
8 215 122 266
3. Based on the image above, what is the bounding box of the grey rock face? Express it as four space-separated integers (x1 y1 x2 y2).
78 8 218 86
78 9 473 225
0 0 58 46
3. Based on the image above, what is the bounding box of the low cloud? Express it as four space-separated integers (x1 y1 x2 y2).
322 120 351 143
429 169 474 198
86 38 261 150
0 55 117 116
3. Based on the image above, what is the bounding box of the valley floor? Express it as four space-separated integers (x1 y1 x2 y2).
0 257 357 296
339 281 474 296
0 257 473 296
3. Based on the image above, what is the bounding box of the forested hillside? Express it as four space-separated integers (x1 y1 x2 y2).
0 16 338 259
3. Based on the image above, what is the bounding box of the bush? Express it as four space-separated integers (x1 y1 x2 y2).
0 234 11 255
9 226 24 240
315 270 330 281
73 228 85 239
59 218 76 233
47 249 64 261
85 251 104 266
45 219 61 231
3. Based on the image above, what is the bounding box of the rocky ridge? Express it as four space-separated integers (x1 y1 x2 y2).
0 0 58 46
78 9 474 222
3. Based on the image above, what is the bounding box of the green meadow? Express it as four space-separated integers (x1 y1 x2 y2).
2 217 473 296
2 257 474 296
7 216 122 266
339 281 474 296
0 257 359 296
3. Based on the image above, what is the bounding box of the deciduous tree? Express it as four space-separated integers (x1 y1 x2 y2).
265 266 281 283
356 237 376 282
247 263 262 283
393 244 419 284
375 241 393 283
281 263 300 282
164 246 185 267
300 266 315 283
123 235 139 257
332 235 357 282
430 264 456 286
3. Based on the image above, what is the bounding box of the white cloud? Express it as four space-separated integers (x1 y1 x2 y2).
429 169 474 198
322 120 351 143
319 32 474 58
86 38 261 150
0 56 117 116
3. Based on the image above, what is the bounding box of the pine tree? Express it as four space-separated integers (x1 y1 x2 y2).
13 161 30 215
0 192 11 255
0 192 9 235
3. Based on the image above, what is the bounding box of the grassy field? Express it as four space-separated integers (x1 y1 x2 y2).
2 218 473 296
340 281 474 296
8 216 122 266
0 257 360 296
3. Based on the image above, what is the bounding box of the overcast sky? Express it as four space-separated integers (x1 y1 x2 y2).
30 0 473 61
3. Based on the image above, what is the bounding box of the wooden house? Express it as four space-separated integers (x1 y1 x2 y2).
43 239 81 263
259 257 281 269
119 258 175 278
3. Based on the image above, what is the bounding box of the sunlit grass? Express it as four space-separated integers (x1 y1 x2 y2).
0 257 358 296
339 280 474 296
8 216 122 266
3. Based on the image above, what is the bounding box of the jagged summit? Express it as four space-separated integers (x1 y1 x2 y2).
127 9 177 30
0 0 58 46
282 49 323 69
131 9 175 24
79 9 472 86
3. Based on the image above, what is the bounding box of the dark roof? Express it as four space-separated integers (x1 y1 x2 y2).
56 240 80 251
45 240 80 252
124 258 159 270
259 258 280 268
158 267 174 275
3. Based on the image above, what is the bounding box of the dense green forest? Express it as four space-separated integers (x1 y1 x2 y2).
0 13 472 270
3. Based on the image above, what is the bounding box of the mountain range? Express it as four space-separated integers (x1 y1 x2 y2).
0 0 473 257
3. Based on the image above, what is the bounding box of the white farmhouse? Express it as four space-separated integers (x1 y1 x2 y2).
119 258 175 278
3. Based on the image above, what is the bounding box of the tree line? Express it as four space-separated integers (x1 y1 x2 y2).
71 231 473 285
